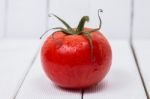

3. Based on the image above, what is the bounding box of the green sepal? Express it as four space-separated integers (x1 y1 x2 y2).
40 9 103 61
40 27 72 39
83 32 94 60
48 14 74 34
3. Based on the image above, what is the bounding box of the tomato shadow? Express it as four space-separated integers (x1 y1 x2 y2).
82 81 106 93
35 68 134 94
54 84 82 92
84 68 135 94
35 73 81 95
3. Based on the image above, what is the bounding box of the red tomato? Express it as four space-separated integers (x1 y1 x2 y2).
41 28 112 89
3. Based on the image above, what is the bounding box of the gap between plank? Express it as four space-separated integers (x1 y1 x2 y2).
3 0 8 38
130 44 149 99
129 0 134 43
13 47 40 99
129 0 149 98
81 0 136 98
81 89 84 99
46 0 49 30
12 0 50 98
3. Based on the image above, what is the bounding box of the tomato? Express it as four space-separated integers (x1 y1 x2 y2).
41 10 112 89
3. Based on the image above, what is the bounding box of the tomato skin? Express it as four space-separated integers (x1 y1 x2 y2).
41 28 112 89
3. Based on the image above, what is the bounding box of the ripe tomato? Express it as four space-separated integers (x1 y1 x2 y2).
41 10 112 89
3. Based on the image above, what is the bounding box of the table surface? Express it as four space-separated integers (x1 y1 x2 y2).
0 39 149 99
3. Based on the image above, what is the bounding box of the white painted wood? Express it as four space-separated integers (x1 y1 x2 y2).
0 39 39 99
133 40 150 97
89 0 130 39
133 0 150 39
49 0 130 39
0 0 5 37
6 0 47 38
84 40 147 99
15 54 81 99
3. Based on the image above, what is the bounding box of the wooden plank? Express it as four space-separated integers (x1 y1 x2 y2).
83 40 147 99
6 0 47 38
133 0 150 39
0 39 39 99
15 54 82 99
132 0 150 96
133 40 150 98
89 0 131 39
0 0 5 37
48 0 130 39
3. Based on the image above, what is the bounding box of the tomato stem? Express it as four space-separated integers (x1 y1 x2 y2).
40 9 103 38
76 16 89 34
40 9 103 61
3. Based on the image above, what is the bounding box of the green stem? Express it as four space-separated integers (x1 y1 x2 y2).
76 16 89 34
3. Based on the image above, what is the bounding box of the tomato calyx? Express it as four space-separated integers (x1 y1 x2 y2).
40 9 103 60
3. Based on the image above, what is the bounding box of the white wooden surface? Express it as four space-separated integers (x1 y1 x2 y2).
84 40 146 99
0 39 39 99
133 40 150 98
133 0 150 39
0 0 5 37
5 0 47 38
11 40 146 99
132 0 150 98
0 0 150 99
49 0 131 39
15 53 81 99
